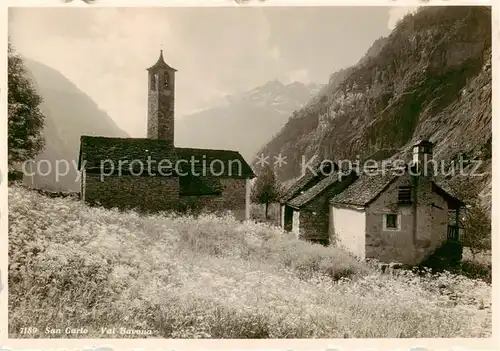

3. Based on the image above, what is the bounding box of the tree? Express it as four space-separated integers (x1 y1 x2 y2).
462 203 491 260
8 41 45 172
251 164 282 219
447 176 491 260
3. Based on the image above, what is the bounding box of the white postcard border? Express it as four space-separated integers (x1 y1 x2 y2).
0 0 498 350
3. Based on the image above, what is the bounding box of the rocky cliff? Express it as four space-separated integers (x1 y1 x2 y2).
256 6 491 206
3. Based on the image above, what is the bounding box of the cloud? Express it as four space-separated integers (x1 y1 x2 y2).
9 7 276 135
387 6 418 30
270 46 281 60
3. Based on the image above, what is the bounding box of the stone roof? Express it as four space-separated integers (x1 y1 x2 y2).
330 171 398 206
78 136 255 178
78 136 177 172
431 181 467 209
330 170 466 209
176 147 255 178
280 171 319 203
413 139 434 147
279 159 337 203
147 50 177 72
363 148 399 162
287 172 344 209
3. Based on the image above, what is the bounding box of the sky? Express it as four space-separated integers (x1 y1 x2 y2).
9 6 417 136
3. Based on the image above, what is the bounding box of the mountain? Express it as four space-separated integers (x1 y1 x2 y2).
22 59 128 191
176 80 323 161
256 6 492 207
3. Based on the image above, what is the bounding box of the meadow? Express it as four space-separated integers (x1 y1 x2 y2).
8 185 492 338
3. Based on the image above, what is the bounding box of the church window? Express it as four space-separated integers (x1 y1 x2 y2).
163 72 169 87
150 74 157 91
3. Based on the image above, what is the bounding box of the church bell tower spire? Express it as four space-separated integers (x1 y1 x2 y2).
147 49 177 145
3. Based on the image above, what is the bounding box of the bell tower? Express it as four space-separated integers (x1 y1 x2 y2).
147 49 177 146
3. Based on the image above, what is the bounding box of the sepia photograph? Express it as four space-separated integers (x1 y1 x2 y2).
6 4 492 339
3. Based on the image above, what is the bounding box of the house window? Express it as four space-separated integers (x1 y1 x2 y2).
384 213 399 230
398 186 412 204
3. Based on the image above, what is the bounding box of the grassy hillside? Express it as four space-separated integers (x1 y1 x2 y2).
9 186 491 338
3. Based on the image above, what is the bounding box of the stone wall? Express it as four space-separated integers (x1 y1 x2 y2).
299 208 327 242
83 173 249 220
299 175 357 245
280 204 285 228
283 205 294 232
299 196 330 242
292 210 300 237
81 169 86 201
415 183 449 263
299 194 334 243
414 175 433 248
147 91 159 139
431 194 448 248
148 68 175 145
364 175 450 265
365 176 415 263
157 77 175 143
411 175 449 263
179 177 247 220
84 172 180 212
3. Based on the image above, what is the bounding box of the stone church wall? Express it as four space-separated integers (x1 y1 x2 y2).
179 177 247 220
84 172 180 212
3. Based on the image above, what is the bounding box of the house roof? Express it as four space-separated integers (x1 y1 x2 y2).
330 171 398 206
176 147 255 178
432 181 467 209
287 172 344 209
330 170 467 209
279 158 337 203
363 148 399 162
280 171 319 203
78 136 255 178
413 139 434 148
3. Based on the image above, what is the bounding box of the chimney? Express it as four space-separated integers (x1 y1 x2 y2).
412 139 434 176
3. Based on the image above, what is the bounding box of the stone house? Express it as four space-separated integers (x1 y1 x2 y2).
78 51 255 219
281 140 466 265
279 149 400 235
282 170 358 245
279 160 335 233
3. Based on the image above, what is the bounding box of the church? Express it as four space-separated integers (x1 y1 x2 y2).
78 50 255 220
